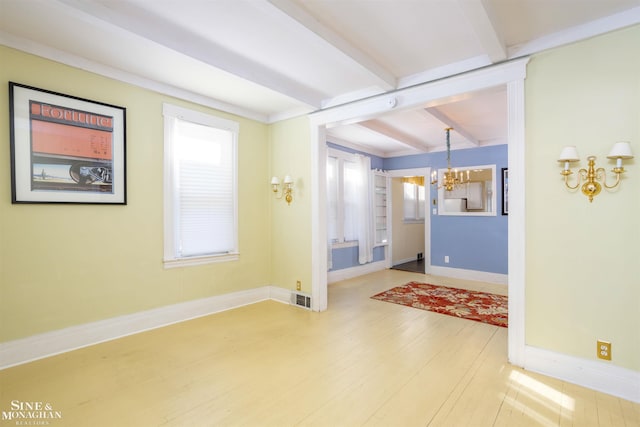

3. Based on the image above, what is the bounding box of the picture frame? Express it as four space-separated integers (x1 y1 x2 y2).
9 82 126 204
501 167 508 215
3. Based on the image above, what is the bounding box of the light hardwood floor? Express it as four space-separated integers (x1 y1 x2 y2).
1 269 638 426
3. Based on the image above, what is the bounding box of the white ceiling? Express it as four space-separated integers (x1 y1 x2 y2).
1 0 639 157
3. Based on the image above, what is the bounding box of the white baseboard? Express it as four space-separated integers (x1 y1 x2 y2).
524 345 640 403
428 265 508 285
3 284 637 403
328 260 387 283
0 285 291 370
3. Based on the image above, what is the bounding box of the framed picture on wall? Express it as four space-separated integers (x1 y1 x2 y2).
501 167 508 215
9 82 127 204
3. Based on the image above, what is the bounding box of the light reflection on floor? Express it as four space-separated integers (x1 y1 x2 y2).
498 370 576 426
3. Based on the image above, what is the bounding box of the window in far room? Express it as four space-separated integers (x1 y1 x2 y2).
326 147 375 265
403 176 425 222
163 104 239 268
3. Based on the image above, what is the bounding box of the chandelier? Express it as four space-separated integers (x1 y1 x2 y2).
431 127 468 191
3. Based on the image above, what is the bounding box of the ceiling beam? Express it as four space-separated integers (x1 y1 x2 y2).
265 0 396 91
326 135 387 158
57 0 325 108
456 0 507 63
508 6 640 58
422 108 480 146
358 120 430 152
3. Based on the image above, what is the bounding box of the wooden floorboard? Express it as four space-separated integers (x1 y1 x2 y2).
0 269 638 426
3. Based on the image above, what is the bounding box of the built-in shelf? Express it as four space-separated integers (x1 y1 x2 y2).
374 172 389 245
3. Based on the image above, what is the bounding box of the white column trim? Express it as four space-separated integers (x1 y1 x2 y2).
506 77 527 367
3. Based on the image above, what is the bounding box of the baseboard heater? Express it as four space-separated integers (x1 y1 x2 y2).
291 292 311 309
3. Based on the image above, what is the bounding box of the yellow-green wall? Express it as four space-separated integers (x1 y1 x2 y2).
525 25 640 371
3 24 639 377
268 117 312 293
0 46 278 342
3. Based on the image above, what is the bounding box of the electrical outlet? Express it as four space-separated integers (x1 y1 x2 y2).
296 280 301 291
444 256 449 263
597 340 611 360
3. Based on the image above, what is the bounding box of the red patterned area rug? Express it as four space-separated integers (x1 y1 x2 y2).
371 282 508 328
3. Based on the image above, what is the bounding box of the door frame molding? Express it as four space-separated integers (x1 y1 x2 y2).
309 57 528 366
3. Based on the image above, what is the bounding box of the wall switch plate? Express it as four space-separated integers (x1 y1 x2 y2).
597 340 611 360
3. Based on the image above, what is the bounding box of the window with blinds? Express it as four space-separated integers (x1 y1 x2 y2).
402 177 425 221
163 104 238 267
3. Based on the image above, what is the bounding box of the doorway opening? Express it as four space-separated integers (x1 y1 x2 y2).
309 58 527 366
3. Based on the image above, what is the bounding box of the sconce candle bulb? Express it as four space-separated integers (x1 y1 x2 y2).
270 176 280 190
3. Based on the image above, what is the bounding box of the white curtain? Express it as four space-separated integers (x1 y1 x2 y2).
326 157 337 270
354 154 373 264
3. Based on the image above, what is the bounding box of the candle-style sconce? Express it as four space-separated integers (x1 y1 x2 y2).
271 175 294 205
558 142 633 202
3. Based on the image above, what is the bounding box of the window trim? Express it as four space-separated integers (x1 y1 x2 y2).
162 103 239 268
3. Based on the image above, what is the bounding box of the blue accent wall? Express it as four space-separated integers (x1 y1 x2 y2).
327 143 385 271
326 142 507 275
330 245 386 271
384 144 508 274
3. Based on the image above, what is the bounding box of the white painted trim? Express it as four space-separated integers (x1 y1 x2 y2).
385 168 432 275
0 30 271 123
507 78 527 367
268 286 293 305
524 345 640 404
326 135 387 158
57 0 324 108
162 104 240 266
0 286 291 370
435 164 497 217
310 124 328 312
398 55 492 89
429 266 508 285
330 240 358 249
508 7 640 59
328 261 387 284
310 58 528 371
312 58 529 128
266 0 395 91
456 0 507 63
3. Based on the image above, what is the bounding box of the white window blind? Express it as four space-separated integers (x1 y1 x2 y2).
163 104 238 267
403 178 425 221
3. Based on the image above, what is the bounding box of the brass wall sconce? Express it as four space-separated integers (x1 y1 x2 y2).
271 175 293 205
558 142 634 202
